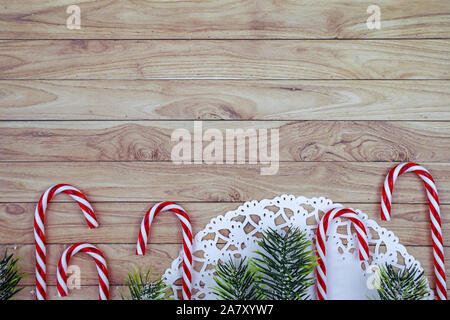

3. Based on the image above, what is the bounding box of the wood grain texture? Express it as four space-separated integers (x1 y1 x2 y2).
1 121 450 162
0 162 449 203
1 80 449 121
2 244 447 287
0 0 449 39
0 40 449 80
0 202 448 246
0 0 449 301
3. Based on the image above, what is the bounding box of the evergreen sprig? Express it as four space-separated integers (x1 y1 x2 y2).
375 264 430 300
212 257 263 300
0 249 25 300
253 227 317 300
121 269 170 300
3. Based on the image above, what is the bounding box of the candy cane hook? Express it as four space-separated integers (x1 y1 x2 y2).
57 243 109 300
315 207 370 300
34 184 99 300
136 201 193 300
381 162 447 300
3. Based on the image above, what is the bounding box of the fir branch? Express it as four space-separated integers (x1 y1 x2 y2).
0 249 26 300
252 227 317 300
212 257 263 300
375 264 431 300
121 269 170 300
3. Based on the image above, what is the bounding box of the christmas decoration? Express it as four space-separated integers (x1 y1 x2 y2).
381 162 446 300
315 207 370 300
136 201 193 300
253 227 316 300
374 264 430 300
57 243 109 300
34 184 99 300
164 195 433 300
212 257 263 300
0 249 25 300
120 269 170 300
26 161 444 300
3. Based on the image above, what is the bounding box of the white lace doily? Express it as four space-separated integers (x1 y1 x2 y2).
163 195 433 300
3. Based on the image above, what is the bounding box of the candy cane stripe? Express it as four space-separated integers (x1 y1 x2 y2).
315 207 370 300
381 162 447 300
57 243 109 300
34 184 99 300
136 201 193 300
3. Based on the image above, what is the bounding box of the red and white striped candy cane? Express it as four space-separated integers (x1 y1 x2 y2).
381 162 447 300
136 201 193 300
57 243 109 300
315 207 370 300
34 184 99 300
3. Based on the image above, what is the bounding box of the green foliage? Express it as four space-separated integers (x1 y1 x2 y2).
212 228 317 300
375 264 430 300
121 269 170 300
0 249 25 300
212 257 263 300
253 227 317 300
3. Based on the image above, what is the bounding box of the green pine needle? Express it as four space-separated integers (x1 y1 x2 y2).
120 269 170 300
0 249 26 300
375 264 431 300
212 257 263 300
252 227 317 300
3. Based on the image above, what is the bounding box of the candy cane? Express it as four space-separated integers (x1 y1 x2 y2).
57 243 109 300
34 184 99 300
381 162 447 300
136 201 193 300
315 207 370 300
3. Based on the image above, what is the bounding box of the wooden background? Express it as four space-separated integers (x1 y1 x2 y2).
0 0 449 299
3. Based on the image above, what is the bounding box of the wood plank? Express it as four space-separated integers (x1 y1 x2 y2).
0 162 449 203
0 0 449 39
2 244 447 287
0 202 448 246
1 80 449 121
1 121 450 162
0 40 448 80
